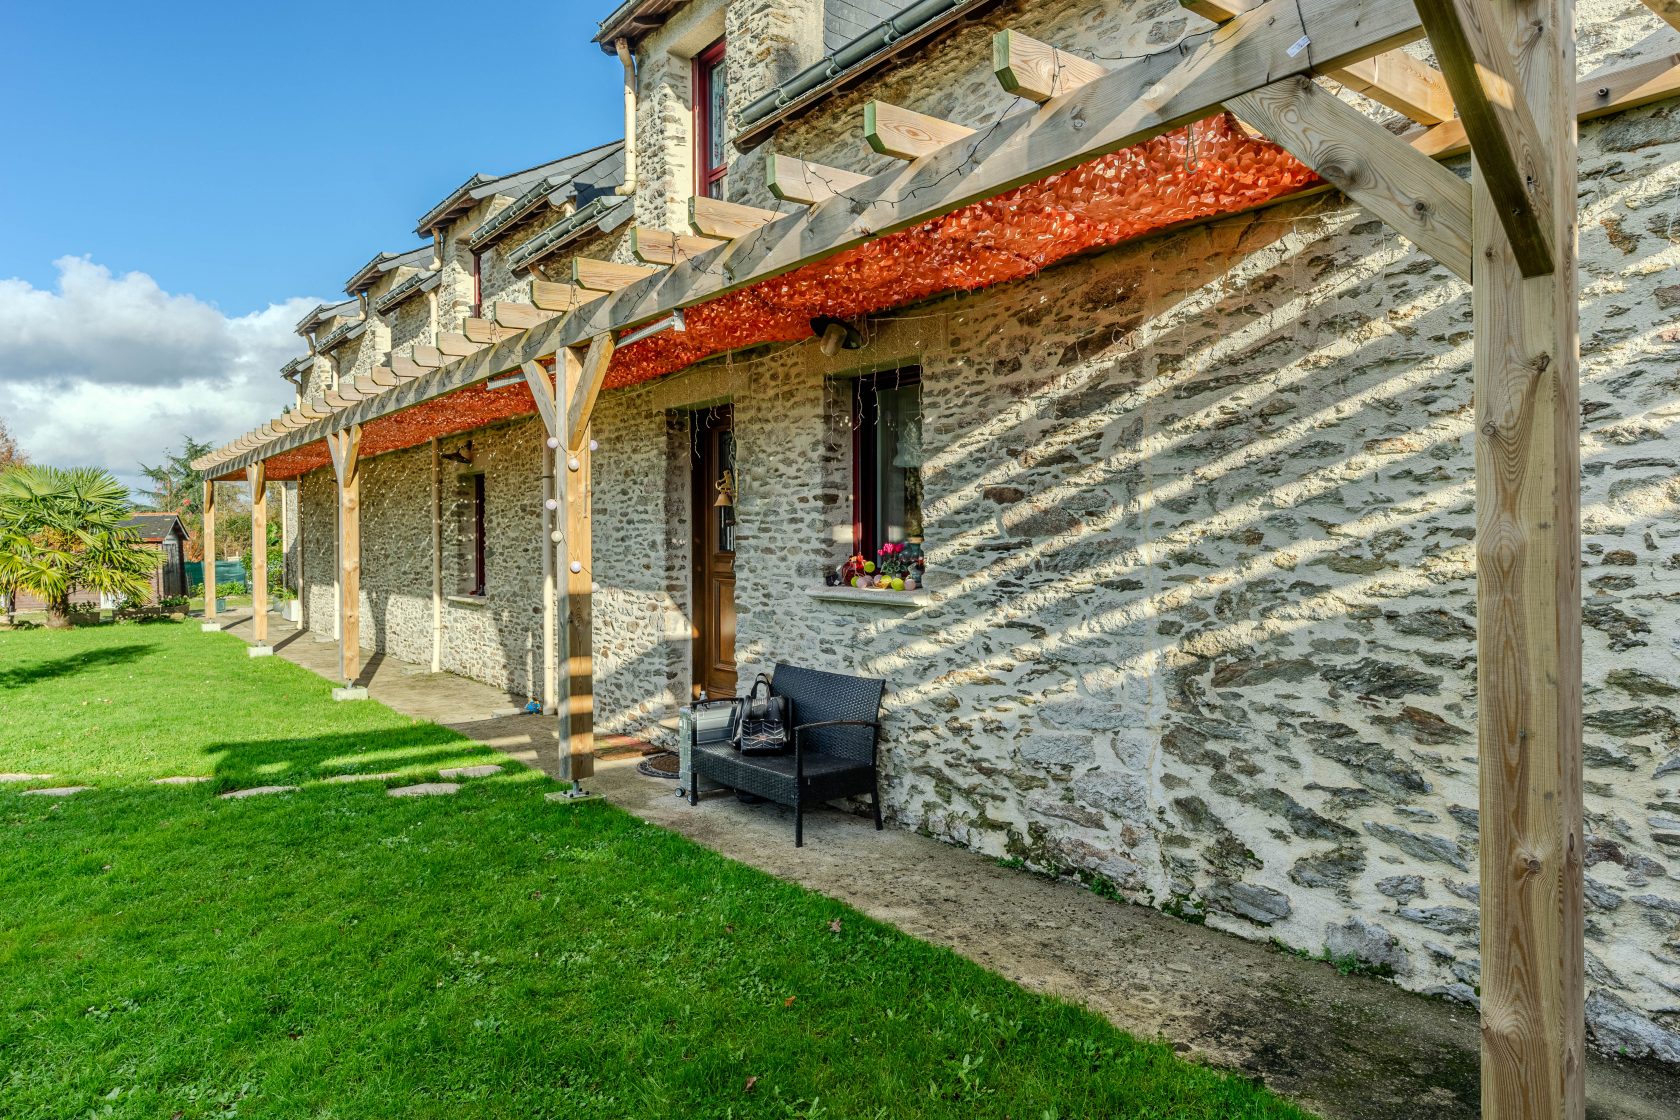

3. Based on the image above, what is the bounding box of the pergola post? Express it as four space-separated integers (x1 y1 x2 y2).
327 425 366 699
430 437 443 674
1421 0 1585 1113
246 462 272 656
199 479 218 630
558 344 596 790
541 440 559 715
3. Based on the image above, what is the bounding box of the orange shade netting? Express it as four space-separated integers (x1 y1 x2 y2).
256 114 1317 481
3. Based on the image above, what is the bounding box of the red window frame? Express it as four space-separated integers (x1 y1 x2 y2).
693 37 728 200
851 368 922 559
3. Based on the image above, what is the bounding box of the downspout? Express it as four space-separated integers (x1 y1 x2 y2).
613 38 638 198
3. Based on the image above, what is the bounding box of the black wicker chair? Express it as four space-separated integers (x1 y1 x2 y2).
688 663 885 846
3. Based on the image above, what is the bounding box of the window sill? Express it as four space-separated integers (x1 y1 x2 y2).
805 586 932 609
446 594 488 608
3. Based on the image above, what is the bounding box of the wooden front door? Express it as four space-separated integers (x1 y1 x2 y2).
692 407 737 699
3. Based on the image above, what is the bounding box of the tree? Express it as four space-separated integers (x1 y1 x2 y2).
0 418 25 472
136 435 214 517
0 465 158 628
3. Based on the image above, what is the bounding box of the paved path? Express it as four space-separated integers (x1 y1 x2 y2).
211 611 1680 1120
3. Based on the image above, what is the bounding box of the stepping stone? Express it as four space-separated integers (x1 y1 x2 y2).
388 782 460 797
323 772 398 784
219 785 298 799
439 764 502 779
20 786 91 796
152 776 212 785
0 773 52 783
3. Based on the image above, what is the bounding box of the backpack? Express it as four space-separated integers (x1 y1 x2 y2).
735 673 793 756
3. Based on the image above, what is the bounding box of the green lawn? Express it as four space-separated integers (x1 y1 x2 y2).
0 621 1312 1120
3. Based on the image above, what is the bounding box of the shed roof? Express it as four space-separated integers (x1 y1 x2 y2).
120 513 186 542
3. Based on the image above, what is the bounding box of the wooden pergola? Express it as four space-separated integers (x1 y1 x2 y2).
187 1 1680 1109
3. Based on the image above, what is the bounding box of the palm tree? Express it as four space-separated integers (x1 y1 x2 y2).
0 465 158 628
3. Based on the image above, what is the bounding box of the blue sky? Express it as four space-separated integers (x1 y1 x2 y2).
1 1 624 313
0 2 624 489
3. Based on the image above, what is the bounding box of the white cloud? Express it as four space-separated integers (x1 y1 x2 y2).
0 257 318 494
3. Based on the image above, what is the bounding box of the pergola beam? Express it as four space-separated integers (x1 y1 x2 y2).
634 227 727 265
1413 0 1556 276
493 302 561 330
573 257 661 292
203 0 1432 477
994 29 1111 103
520 360 559 436
688 196 778 239
1228 76 1473 281
766 154 870 204
864 100 976 159
566 333 614 452
1181 0 1455 123
531 280 592 313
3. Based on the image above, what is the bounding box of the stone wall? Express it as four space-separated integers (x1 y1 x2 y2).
298 415 553 702
577 107 1680 1074
282 0 1680 1060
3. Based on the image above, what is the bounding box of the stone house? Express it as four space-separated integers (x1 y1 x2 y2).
209 0 1680 1062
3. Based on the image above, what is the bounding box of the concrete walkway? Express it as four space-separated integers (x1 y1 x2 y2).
214 611 1679 1120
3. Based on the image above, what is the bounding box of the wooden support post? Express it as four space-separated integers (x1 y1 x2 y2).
1470 1 1582 1115
201 479 217 621
430 437 443 674
1227 76 1473 282
247 462 267 644
327 425 364 686
1415 0 1557 276
541 435 558 717
522 362 562 715
1644 0 1680 33
558 346 594 787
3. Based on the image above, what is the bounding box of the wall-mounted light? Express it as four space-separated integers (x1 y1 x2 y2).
811 316 863 357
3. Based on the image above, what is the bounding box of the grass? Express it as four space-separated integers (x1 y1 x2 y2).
0 621 1314 1120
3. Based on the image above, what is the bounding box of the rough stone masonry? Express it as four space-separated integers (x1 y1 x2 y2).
289 0 1680 1061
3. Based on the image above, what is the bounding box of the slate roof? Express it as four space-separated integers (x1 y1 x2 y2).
294 298 361 336
824 0 905 51
344 245 434 295
467 143 625 250
413 140 623 236
120 514 187 542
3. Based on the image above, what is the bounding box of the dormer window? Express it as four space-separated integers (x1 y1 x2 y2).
694 37 727 199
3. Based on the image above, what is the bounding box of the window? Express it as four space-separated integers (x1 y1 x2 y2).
852 369 924 560
694 37 728 200
455 473 487 596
